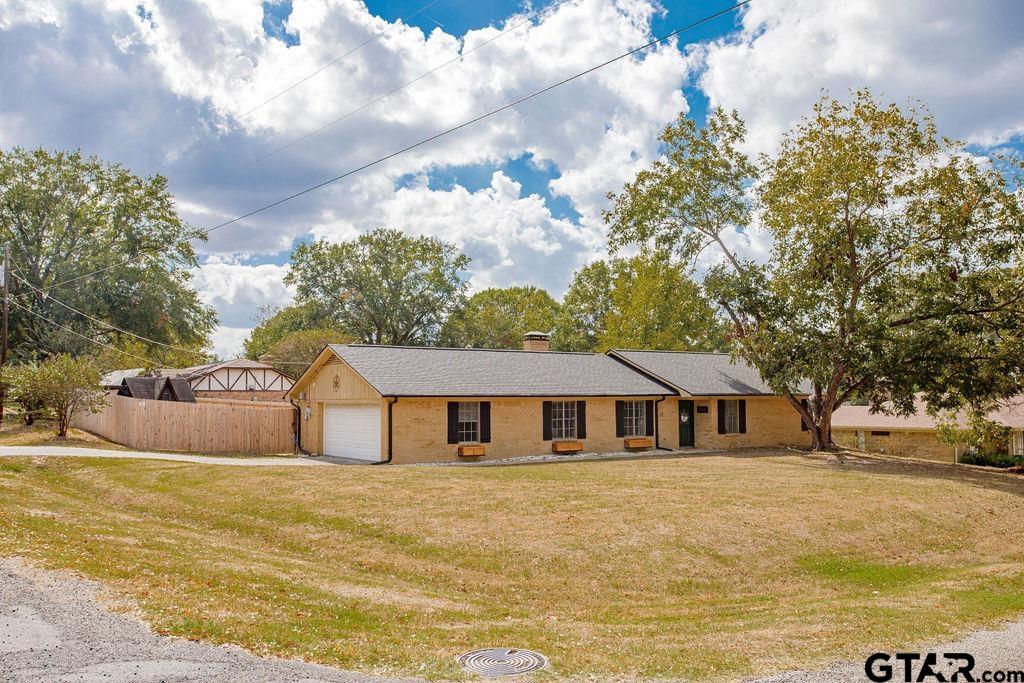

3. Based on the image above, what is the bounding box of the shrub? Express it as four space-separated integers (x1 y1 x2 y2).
959 451 1024 469
7 356 107 437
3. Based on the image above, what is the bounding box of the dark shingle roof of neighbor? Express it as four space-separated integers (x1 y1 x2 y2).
164 378 197 403
328 344 675 397
610 350 813 396
120 376 160 400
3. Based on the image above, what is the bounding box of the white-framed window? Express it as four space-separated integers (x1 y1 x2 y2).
721 399 742 434
551 401 577 440
458 401 480 443
622 400 646 437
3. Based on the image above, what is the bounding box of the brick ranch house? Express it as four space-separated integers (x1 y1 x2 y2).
287 333 812 463
832 397 1024 463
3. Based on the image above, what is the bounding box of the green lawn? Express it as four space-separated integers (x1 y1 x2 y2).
1 450 1023 680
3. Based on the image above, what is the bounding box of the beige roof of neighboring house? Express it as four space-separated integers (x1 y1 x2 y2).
101 359 288 388
175 358 284 380
831 396 1024 431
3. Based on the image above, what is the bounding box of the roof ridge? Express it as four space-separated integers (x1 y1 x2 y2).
339 344 596 356
613 349 734 356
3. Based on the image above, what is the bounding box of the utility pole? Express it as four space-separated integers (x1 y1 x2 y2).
1 243 8 429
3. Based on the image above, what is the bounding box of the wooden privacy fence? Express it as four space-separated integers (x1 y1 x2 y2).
73 393 295 454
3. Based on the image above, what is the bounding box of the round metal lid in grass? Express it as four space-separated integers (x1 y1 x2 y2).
457 648 548 676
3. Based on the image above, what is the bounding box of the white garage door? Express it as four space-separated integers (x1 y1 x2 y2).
323 404 381 461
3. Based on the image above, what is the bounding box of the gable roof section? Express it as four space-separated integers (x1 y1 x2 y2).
162 378 197 403
119 376 160 400
324 344 674 397
177 358 293 380
609 350 811 396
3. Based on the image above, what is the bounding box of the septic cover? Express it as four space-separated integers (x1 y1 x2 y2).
456 648 548 676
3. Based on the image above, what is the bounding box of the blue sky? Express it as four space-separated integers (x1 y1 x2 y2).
2 0 1022 356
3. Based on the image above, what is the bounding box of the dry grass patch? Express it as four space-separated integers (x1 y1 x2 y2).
0 418 128 449
1 450 1023 680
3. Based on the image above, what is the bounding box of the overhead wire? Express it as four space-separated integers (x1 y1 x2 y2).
139 0 444 176
178 0 577 201
46 0 750 290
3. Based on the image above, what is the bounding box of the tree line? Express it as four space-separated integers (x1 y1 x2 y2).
2 89 1022 449
243 228 729 372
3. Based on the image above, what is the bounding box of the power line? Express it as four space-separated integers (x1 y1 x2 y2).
179 0 576 201
48 0 749 289
12 273 209 360
202 0 750 234
140 0 443 176
12 272 339 366
9 300 159 365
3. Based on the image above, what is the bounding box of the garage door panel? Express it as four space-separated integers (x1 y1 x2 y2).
324 405 381 461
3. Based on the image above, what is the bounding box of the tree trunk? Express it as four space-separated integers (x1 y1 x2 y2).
57 410 69 438
807 423 833 451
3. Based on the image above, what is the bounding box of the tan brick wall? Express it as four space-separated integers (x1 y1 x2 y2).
833 428 959 463
390 396 662 464
657 396 808 450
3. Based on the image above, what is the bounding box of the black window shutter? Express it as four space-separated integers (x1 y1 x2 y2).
738 399 747 434
717 400 726 434
576 401 586 439
645 400 655 436
480 402 491 443
615 400 625 437
800 399 809 431
447 402 459 444
542 401 553 441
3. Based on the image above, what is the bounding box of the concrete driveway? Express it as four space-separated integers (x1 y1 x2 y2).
0 558 408 683
0 446 369 466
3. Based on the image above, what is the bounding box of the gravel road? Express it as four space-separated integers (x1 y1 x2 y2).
748 619 1024 682
0 558 408 682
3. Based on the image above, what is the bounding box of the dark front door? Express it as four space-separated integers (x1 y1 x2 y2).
678 400 695 447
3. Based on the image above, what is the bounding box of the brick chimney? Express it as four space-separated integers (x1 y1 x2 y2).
522 331 551 352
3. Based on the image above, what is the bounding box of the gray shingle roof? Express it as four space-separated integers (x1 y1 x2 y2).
119 377 160 400
610 350 811 396
329 345 674 397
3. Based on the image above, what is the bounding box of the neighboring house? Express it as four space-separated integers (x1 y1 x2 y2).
832 397 1024 463
176 359 295 402
116 376 197 403
287 333 811 463
101 359 295 402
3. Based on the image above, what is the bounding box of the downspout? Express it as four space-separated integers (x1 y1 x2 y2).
654 395 672 451
372 397 398 465
289 397 310 456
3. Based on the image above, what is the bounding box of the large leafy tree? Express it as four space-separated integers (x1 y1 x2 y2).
551 254 727 352
608 92 1024 450
551 261 612 351
440 285 560 349
600 250 728 352
285 228 470 346
263 328 354 376
242 302 333 360
0 148 216 363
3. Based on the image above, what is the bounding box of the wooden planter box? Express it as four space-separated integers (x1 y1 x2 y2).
624 437 653 450
551 440 584 454
458 445 485 458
